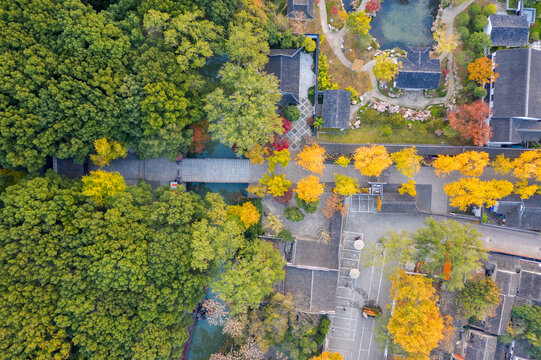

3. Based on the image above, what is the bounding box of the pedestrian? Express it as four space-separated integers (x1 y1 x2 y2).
332 328 335 333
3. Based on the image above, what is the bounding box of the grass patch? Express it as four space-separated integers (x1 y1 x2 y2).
343 31 375 62
318 124 470 145
320 38 372 95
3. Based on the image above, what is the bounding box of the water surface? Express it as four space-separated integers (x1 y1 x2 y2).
369 0 438 49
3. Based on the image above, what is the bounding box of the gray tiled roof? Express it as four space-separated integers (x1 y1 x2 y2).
287 0 314 18
492 48 541 119
265 48 302 104
465 330 498 360
490 117 541 144
395 47 441 89
321 90 351 130
488 15 529 47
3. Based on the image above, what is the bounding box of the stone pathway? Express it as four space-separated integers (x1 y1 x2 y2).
531 40 541 50
284 98 313 150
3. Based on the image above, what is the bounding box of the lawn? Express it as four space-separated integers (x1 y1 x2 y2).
318 119 471 145
343 31 375 62
320 37 373 95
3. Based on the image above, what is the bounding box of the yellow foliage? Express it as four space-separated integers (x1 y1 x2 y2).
310 352 344 360
373 52 402 82
388 271 443 360
334 155 351 168
433 27 458 54
82 170 126 205
247 183 267 197
90 138 127 167
296 143 326 175
444 178 514 210
245 144 269 165
228 202 260 229
513 179 539 199
295 175 325 203
433 151 489 177
390 147 422 178
492 154 514 175
353 145 392 177
512 150 541 181
333 174 359 196
263 213 283 235
261 173 291 197
398 180 416 197
268 149 290 172
468 57 498 85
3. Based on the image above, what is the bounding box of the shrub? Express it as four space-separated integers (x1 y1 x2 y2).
378 125 393 137
284 105 301 121
318 316 331 335
469 3 481 16
473 14 488 31
275 187 293 205
532 32 540 41
473 86 487 98
296 194 319 213
359 108 380 124
314 333 325 345
282 117 292 133
277 229 295 242
386 113 405 128
466 81 477 91
482 4 497 16
267 135 289 152
457 50 474 66
308 86 315 104
284 206 304 222
306 116 314 127
458 26 470 41
455 12 469 27
302 37 316 52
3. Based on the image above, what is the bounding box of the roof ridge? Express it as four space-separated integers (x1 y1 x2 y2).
525 47 531 117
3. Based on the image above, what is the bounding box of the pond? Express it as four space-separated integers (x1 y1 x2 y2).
369 0 440 50
187 292 227 360
186 183 248 204
193 140 237 159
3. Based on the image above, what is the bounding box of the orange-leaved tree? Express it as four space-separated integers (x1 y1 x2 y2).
296 143 326 175
388 271 443 360
333 174 359 196
448 100 492 146
398 180 416 197
444 178 514 210
323 193 348 218
353 145 392 177
227 202 260 229
309 351 344 360
295 175 325 203
390 147 422 178
467 57 498 85
512 149 541 182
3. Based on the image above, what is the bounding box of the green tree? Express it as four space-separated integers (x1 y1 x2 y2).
225 21 270 69
206 63 283 154
212 240 286 315
0 172 231 359
508 304 541 358
468 31 491 54
362 218 487 291
457 276 501 320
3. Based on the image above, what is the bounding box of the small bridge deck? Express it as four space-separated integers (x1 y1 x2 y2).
180 158 264 183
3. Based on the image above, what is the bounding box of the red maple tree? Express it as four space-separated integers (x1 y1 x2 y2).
448 100 492 146
189 120 211 154
331 5 340 16
266 135 289 152
274 187 293 205
365 0 381 13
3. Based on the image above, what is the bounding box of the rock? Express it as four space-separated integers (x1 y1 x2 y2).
354 120 360 126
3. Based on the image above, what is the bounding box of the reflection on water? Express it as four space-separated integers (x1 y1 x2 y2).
370 0 438 49
187 320 226 360
187 183 247 205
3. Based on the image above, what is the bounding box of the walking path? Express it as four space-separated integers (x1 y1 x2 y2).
318 0 475 110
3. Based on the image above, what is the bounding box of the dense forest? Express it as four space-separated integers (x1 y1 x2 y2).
0 0 307 171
